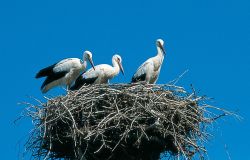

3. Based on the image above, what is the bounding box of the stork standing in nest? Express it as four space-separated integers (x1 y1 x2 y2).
35 51 95 93
70 54 124 90
131 39 166 84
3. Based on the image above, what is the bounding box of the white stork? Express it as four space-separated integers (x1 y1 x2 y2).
131 39 166 84
70 54 124 90
35 51 95 93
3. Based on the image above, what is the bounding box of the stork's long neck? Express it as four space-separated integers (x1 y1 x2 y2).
112 59 120 76
156 46 165 64
82 56 88 69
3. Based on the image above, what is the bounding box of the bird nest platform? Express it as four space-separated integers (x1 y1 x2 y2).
23 83 232 160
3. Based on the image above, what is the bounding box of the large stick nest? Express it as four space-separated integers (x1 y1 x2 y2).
23 83 231 160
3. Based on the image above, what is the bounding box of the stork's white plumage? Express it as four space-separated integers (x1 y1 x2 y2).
35 51 95 93
70 54 124 90
131 39 166 84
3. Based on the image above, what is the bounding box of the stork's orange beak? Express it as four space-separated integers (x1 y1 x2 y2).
89 58 95 70
159 43 166 55
118 61 124 75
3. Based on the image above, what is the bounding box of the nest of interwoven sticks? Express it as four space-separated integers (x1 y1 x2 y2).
23 83 232 160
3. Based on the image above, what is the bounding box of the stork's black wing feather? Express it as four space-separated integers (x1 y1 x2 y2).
131 61 151 83
41 71 68 89
35 63 57 78
70 74 98 90
131 73 146 83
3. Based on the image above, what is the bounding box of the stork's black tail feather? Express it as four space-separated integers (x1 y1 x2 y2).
35 64 56 78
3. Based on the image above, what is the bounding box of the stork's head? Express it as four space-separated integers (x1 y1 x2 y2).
156 39 166 55
84 50 95 70
113 54 124 75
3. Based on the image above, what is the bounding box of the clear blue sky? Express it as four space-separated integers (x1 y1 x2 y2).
0 0 249 159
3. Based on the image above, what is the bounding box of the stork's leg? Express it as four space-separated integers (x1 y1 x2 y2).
66 85 69 92
65 78 71 93
65 80 70 93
